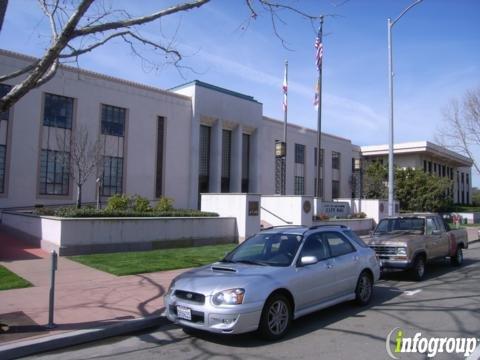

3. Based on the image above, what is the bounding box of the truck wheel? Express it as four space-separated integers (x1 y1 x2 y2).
410 255 426 281
451 247 463 266
258 293 292 340
355 271 373 306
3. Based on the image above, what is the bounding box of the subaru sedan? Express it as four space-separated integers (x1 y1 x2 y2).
164 225 380 340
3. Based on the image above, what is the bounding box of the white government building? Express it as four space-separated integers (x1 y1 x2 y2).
0 49 473 210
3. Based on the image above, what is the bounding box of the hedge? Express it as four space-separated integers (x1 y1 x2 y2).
34 207 219 218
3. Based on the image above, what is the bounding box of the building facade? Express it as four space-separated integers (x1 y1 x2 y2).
0 50 473 209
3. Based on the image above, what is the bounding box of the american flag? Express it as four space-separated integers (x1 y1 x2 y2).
282 63 288 112
315 27 323 70
314 81 319 109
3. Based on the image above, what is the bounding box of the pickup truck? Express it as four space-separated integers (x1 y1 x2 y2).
365 213 468 281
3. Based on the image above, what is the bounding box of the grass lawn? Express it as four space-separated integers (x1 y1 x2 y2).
69 243 238 276
0 265 32 291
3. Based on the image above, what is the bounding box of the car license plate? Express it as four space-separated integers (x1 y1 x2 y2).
177 305 192 321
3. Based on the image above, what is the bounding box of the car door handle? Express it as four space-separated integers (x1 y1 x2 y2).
353 256 359 261
327 263 334 269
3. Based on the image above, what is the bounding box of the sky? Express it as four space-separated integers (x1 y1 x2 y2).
1 0 479 182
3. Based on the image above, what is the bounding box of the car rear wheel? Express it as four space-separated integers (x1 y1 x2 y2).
355 271 373 306
451 247 463 266
258 293 292 340
410 255 426 281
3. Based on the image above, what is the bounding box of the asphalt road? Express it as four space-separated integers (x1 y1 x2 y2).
28 242 480 360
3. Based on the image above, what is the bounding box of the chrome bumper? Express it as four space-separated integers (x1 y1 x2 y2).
164 293 263 335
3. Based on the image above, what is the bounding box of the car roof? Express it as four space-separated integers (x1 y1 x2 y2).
261 224 349 236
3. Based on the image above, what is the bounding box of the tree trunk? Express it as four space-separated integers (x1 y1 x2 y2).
76 184 82 209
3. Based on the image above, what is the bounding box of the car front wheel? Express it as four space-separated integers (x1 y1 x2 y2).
410 255 426 281
258 293 292 340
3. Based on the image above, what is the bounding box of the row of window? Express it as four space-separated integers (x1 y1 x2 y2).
42 93 126 137
292 144 340 197
38 93 127 197
198 125 251 202
423 160 453 180
293 144 340 170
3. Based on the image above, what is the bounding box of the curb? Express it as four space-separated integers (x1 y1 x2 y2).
0 315 170 360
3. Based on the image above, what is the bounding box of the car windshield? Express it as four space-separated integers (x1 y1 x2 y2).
223 232 303 267
374 218 425 235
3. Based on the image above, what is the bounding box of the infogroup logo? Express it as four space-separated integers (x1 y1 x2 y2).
385 327 478 359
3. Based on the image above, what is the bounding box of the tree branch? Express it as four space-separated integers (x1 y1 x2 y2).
0 0 94 112
71 0 210 38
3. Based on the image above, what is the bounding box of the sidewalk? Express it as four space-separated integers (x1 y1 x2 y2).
0 226 183 356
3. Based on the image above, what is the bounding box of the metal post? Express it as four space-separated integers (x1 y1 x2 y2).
96 177 102 210
47 250 58 329
315 17 324 201
387 18 394 216
386 0 423 216
282 60 288 195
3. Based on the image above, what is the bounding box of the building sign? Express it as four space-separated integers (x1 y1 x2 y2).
248 201 259 216
303 200 312 214
318 201 350 217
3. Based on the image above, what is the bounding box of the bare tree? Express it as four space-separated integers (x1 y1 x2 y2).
436 88 480 175
0 0 324 112
57 125 104 208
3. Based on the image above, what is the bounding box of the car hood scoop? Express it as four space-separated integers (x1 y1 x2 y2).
210 266 237 273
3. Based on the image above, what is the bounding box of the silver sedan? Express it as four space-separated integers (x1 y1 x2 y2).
164 225 380 340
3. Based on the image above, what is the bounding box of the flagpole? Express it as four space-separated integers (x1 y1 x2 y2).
316 17 324 200
282 60 288 195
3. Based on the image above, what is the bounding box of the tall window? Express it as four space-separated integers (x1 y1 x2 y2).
242 133 250 193
43 93 73 129
332 180 340 198
221 130 232 192
101 104 126 137
39 150 70 195
198 125 211 195
332 151 340 170
295 144 305 164
101 156 123 196
41 93 74 196
294 144 305 195
0 145 6 193
155 117 165 198
295 176 305 195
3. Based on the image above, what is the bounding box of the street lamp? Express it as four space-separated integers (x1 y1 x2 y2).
387 0 423 216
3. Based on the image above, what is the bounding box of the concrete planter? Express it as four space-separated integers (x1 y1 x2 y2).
2 211 237 255
312 218 374 235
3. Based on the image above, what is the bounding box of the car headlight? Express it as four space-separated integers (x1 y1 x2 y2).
212 288 245 305
396 247 407 256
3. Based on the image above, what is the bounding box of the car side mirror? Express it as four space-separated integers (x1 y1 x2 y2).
300 256 318 266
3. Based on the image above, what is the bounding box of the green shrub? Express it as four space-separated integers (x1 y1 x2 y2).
155 197 174 212
132 195 151 212
34 207 55 216
352 212 367 219
50 208 218 218
105 194 130 211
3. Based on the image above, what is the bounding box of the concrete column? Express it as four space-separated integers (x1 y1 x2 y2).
250 127 260 193
210 119 222 193
189 115 200 209
231 125 242 192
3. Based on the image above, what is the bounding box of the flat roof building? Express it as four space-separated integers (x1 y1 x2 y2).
0 49 473 209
